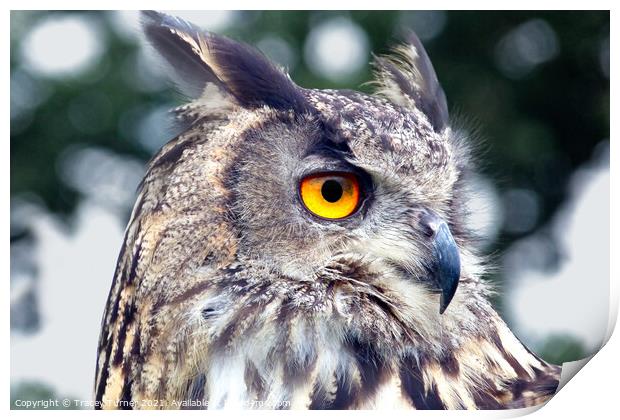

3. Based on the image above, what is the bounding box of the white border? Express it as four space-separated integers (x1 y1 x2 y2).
4 2 616 418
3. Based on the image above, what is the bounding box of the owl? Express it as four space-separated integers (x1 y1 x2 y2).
94 11 560 410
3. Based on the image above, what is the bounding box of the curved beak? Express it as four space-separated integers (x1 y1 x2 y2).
420 211 461 314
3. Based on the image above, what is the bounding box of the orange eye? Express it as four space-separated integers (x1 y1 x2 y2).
300 172 361 220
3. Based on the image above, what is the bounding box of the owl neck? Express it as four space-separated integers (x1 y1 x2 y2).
154 271 560 409
97 231 560 409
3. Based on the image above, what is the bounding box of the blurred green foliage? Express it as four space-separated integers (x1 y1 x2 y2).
538 334 589 366
11 382 81 409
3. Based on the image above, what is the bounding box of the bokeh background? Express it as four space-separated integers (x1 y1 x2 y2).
10 10 610 407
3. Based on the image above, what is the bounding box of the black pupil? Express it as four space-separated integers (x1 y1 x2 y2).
321 179 343 203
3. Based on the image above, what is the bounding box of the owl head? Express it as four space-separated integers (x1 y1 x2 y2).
140 11 480 318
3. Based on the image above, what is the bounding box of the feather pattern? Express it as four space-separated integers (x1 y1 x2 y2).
142 10 310 113
95 12 560 410
372 32 449 132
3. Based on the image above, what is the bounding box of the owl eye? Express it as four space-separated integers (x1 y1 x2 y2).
299 172 361 220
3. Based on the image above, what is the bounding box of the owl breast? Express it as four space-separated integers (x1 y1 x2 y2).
181 259 448 409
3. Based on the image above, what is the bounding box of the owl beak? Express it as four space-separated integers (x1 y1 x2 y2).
419 211 461 314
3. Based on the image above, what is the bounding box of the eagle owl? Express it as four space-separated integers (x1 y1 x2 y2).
94 11 560 409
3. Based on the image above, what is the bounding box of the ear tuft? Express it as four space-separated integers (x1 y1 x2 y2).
141 10 310 113
141 10 220 99
372 32 449 132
